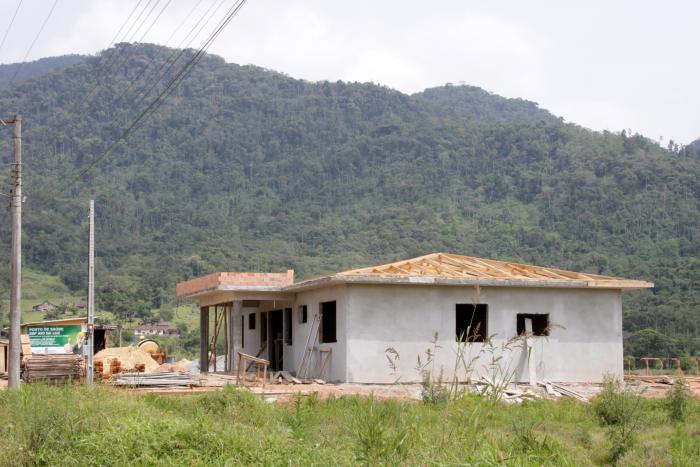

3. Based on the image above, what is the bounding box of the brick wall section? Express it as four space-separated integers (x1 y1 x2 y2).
176 270 294 297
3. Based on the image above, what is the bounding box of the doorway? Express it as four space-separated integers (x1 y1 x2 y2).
269 309 284 371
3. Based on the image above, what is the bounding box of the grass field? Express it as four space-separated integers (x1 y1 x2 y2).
0 269 85 324
0 384 698 466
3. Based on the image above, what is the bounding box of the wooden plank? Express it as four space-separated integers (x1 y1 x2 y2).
525 318 537 389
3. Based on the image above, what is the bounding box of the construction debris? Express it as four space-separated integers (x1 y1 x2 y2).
541 380 589 403
272 371 302 384
111 372 197 388
22 354 83 383
154 359 194 374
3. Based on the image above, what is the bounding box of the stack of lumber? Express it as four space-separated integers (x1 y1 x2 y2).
111 371 197 388
22 354 83 383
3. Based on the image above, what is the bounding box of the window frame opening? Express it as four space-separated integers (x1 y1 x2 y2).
248 313 256 330
456 303 488 343
516 313 550 337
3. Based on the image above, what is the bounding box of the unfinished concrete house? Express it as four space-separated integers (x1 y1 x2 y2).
175 253 653 383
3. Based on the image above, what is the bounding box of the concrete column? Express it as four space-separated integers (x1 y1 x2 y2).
231 300 243 372
200 306 209 373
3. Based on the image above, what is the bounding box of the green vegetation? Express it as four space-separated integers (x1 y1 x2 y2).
0 384 698 465
0 269 84 323
0 43 697 358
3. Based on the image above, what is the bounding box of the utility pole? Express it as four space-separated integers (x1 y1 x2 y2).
5 114 22 390
87 199 95 385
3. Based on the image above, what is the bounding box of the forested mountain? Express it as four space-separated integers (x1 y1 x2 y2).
689 138 700 157
0 43 697 357
414 85 561 126
0 55 84 89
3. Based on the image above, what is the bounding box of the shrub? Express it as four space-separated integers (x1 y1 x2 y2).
665 378 691 423
593 376 646 464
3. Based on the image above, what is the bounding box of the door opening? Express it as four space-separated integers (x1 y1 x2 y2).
269 309 284 371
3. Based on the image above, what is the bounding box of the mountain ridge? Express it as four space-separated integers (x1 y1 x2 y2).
0 43 697 357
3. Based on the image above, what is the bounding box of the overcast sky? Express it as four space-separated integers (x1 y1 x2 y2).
1 0 698 144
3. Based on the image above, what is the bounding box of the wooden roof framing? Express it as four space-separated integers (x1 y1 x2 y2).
177 252 654 299
332 252 653 289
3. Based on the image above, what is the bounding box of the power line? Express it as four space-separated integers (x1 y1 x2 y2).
131 0 228 105
86 0 152 94
107 0 147 50
82 0 168 110
102 0 162 76
58 0 248 192
136 0 173 44
0 0 23 56
122 0 207 96
8 0 58 84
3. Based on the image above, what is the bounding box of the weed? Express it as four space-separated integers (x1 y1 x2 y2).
351 398 411 466
510 421 568 464
416 333 449 403
665 378 691 423
593 376 646 464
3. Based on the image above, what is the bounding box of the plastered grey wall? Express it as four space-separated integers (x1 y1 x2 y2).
291 285 348 382
241 306 261 358
345 284 623 383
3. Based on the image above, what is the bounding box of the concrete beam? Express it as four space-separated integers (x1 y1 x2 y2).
231 300 242 372
199 306 209 374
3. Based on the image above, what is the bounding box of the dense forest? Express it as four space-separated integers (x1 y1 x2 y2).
0 44 697 358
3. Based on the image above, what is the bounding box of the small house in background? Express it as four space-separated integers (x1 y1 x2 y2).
74 300 87 310
133 322 179 337
176 252 653 384
32 300 57 314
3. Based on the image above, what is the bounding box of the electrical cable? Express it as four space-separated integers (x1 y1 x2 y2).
119 0 207 99
131 0 228 105
56 0 248 192
8 0 58 84
0 0 23 56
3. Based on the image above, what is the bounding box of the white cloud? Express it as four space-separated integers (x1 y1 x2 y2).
0 0 698 143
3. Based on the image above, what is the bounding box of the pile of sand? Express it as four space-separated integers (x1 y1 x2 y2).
94 347 160 372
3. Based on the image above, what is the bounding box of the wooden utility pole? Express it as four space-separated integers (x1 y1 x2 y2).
87 199 95 385
5 114 22 390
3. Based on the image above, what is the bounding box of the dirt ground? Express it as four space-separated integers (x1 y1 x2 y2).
123 374 700 403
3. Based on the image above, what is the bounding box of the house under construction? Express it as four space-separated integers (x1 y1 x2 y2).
175 252 653 383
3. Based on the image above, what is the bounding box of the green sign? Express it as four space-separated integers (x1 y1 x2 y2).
27 325 85 355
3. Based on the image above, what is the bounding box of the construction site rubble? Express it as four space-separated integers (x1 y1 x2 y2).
111 371 198 388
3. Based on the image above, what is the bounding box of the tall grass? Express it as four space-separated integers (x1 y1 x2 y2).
0 384 698 465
